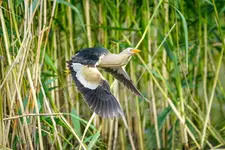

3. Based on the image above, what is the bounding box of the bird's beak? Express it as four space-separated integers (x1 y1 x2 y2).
131 49 141 53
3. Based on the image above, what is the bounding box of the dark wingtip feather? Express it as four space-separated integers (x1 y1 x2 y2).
89 96 124 118
81 89 124 118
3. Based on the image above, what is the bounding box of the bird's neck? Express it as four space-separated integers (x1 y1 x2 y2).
98 53 132 67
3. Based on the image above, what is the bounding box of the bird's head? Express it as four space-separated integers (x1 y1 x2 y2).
120 48 141 56
97 47 141 67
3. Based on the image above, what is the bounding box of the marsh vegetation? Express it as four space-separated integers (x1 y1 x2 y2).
0 0 225 149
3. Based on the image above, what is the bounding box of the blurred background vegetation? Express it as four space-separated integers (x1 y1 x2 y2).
0 0 225 149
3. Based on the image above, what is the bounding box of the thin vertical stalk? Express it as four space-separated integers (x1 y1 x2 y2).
192 0 202 100
68 0 74 51
0 7 11 64
150 67 160 149
113 118 118 150
130 62 144 150
107 119 114 150
174 4 188 146
39 78 63 149
119 128 125 150
201 0 225 147
8 0 22 44
0 86 4 147
14 74 34 150
84 0 92 47
203 12 209 110
162 0 169 148
79 113 96 150
112 74 119 150
24 0 28 38
40 0 57 66
151 0 160 149
98 2 104 44
123 87 136 150
27 68 44 150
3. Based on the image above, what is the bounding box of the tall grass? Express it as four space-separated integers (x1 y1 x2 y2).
1 0 225 149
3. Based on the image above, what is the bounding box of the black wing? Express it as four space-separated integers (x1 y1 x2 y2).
71 47 109 66
102 67 145 98
67 61 124 118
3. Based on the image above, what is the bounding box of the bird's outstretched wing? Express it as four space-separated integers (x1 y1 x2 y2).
67 61 124 118
70 47 109 66
101 67 145 98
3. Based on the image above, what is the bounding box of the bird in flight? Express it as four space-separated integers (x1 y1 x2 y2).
67 47 144 118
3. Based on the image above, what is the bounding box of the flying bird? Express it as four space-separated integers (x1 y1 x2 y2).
67 47 144 118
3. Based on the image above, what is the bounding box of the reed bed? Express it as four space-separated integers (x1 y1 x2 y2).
0 0 225 149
